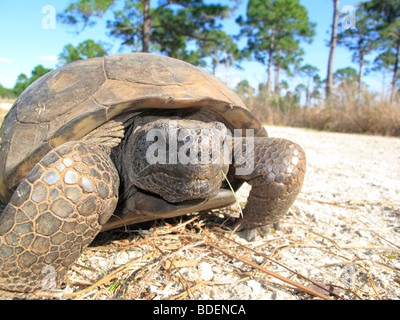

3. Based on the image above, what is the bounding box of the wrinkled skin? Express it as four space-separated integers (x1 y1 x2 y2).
120 119 229 203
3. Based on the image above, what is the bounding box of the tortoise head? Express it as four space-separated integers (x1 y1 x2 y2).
128 119 230 202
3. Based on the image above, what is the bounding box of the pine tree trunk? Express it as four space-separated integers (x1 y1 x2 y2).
358 51 364 95
212 48 219 76
390 37 400 102
381 69 386 102
266 53 273 95
326 0 339 100
266 31 275 95
306 76 311 108
274 50 282 97
142 0 151 53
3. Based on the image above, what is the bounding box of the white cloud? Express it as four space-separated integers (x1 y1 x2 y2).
0 57 12 63
40 55 58 62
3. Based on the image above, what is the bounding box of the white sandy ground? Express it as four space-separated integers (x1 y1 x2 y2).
0 103 12 111
1 126 399 300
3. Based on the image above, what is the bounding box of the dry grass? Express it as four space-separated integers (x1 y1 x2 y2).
1 185 398 300
63 214 335 300
0 99 13 124
25 205 396 301
289 101 400 137
0 109 9 124
0 98 15 104
242 84 400 137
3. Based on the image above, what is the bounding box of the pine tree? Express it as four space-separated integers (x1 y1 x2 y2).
58 0 238 68
337 5 379 94
237 0 315 95
58 40 108 66
363 0 400 101
326 0 339 100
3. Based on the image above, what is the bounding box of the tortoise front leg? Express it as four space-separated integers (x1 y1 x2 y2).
233 137 306 241
0 141 119 292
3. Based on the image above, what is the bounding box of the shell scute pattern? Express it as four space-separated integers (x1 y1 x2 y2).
0 142 119 291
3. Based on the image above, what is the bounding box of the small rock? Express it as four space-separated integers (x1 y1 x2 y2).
198 262 214 281
254 256 264 264
114 251 129 265
355 229 369 238
247 280 261 297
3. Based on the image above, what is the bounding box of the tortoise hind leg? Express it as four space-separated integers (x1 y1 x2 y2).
0 141 119 292
234 137 306 241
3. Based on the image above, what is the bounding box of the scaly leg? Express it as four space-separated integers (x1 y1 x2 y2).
234 137 306 241
0 141 119 292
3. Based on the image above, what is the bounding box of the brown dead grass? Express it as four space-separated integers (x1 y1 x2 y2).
0 109 9 125
243 84 400 137
287 99 400 137
32 207 397 300
34 213 340 300
0 98 13 124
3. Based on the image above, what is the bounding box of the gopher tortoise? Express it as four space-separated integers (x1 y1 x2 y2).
0 53 305 292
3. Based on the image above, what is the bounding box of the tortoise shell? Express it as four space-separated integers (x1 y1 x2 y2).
0 53 266 201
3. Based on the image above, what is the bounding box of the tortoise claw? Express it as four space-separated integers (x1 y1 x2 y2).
273 221 281 231
244 228 257 242
245 225 270 241
234 220 270 241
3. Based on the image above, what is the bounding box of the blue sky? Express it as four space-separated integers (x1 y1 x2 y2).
0 0 383 92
